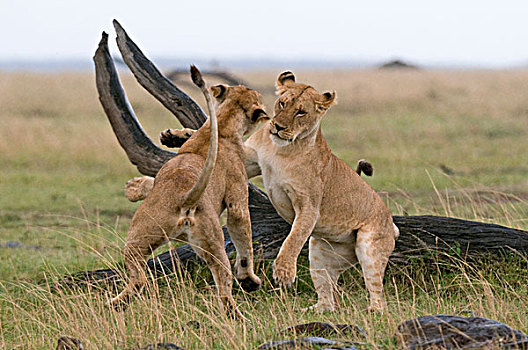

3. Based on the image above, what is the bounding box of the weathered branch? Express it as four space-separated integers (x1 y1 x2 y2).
93 32 176 176
113 20 206 129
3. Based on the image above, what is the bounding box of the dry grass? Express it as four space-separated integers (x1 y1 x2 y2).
0 69 527 348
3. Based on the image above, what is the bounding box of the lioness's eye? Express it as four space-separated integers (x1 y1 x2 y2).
296 110 306 117
278 101 285 109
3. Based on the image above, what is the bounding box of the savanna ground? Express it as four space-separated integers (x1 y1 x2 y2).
0 69 527 349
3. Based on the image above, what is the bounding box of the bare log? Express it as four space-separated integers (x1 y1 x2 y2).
94 32 176 176
72 23 528 288
113 20 206 129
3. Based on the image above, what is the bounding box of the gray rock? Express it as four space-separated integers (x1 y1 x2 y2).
396 314 528 349
0 241 41 250
258 336 358 349
280 322 367 339
135 343 184 350
56 336 83 350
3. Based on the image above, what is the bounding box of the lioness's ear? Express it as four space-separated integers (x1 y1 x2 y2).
251 108 268 122
210 84 228 101
317 91 337 111
277 71 295 86
276 71 296 94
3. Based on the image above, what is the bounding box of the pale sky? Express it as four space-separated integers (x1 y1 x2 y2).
2 0 528 67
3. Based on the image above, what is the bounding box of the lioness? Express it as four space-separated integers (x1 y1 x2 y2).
110 67 266 317
244 71 399 312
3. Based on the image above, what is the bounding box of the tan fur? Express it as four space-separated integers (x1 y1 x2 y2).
244 71 399 312
111 83 268 318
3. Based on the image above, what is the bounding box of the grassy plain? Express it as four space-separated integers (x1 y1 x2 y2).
0 69 527 348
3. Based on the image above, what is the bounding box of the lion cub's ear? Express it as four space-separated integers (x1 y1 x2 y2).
276 71 296 94
210 84 228 101
251 108 268 122
317 91 337 111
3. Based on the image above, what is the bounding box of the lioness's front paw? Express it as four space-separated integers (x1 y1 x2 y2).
272 257 297 287
366 299 387 313
124 176 154 202
304 301 335 313
160 128 194 148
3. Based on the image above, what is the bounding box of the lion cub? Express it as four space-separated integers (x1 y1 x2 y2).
244 72 399 312
110 67 267 317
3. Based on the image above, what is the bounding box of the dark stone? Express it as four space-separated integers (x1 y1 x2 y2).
6 241 22 248
1 241 41 250
395 314 528 349
135 343 184 350
56 336 83 350
280 322 367 339
258 336 357 349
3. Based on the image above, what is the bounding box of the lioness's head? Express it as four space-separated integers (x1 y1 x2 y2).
269 71 336 146
210 84 268 136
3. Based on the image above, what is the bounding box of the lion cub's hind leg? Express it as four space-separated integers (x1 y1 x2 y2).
110 222 168 308
225 194 262 292
188 214 242 318
308 236 357 312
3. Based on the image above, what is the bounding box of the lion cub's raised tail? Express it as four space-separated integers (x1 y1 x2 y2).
177 65 218 226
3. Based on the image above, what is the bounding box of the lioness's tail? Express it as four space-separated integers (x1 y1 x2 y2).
180 66 218 216
356 159 373 177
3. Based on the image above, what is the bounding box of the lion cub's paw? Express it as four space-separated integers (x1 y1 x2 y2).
272 256 297 287
238 274 262 293
125 176 154 202
160 128 194 148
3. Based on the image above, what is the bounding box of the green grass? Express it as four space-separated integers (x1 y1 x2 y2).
0 70 527 348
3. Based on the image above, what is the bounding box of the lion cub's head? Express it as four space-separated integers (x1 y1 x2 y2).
269 71 336 146
210 84 268 136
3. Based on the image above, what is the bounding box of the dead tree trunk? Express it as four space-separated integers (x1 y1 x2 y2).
71 21 528 286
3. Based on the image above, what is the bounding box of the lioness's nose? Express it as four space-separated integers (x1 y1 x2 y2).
274 123 286 132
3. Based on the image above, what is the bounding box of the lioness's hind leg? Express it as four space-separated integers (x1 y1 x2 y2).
226 199 261 292
355 222 395 312
308 237 357 312
125 176 154 202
